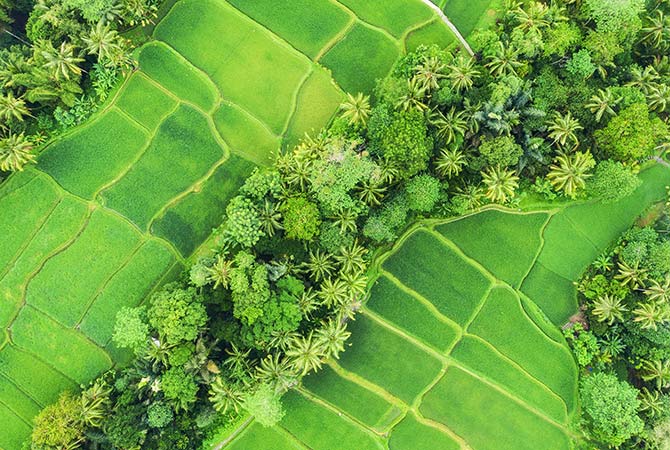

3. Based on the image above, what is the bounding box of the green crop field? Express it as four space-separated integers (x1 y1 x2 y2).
0 1 462 447
224 164 670 450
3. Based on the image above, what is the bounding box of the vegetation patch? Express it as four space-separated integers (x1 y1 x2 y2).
442 0 497 37
226 422 302 450
387 413 460 450
115 74 179 132
336 0 434 38
404 19 457 52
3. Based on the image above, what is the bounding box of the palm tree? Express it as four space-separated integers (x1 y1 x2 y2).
546 151 595 198
268 330 300 351
339 93 371 127
615 260 647 289
286 332 326 376
481 165 519 203
0 91 30 123
633 302 667 330
41 41 84 80
641 359 670 389
627 65 660 95
0 133 35 172
395 77 428 112
318 276 350 308
209 377 245 414
206 254 233 289
332 207 358 234
640 10 670 50
80 379 112 428
447 55 480 93
223 343 251 379
435 147 467 178
546 111 582 149
304 249 335 282
414 56 446 92
254 353 297 392
341 272 367 299
593 254 614 272
585 88 621 122
644 277 670 304
82 21 122 63
298 287 320 319
639 388 664 418
315 319 351 360
259 199 282 237
591 295 627 325
357 179 386 206
513 2 550 33
453 183 485 211
335 241 367 275
485 41 524 77
647 83 670 113
283 157 311 191
430 107 468 145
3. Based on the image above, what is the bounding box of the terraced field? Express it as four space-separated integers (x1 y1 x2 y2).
223 163 670 450
432 0 502 39
0 1 459 448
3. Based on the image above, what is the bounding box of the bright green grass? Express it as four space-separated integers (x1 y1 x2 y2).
442 0 497 37
226 0 351 59
519 293 565 343
279 390 384 450
26 209 142 327
80 239 176 345
467 286 576 409
520 262 577 325
227 422 302 450
138 42 218 111
537 213 598 280
337 0 434 38
436 210 548 287
38 110 149 199
115 73 178 131
0 173 60 275
366 276 460 352
0 346 78 406
337 315 443 404
212 104 280 166
301 365 399 430
0 373 42 421
320 22 400 94
404 18 457 52
101 105 223 230
0 196 88 328
0 404 31 450
11 307 112 383
284 66 344 149
388 413 460 450
382 229 491 326
151 155 256 256
420 367 570 450
451 336 568 422
0 168 38 200
154 0 310 133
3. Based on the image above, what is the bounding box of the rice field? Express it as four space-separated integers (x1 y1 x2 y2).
0 1 463 447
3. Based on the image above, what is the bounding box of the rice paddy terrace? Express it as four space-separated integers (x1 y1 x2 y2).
222 164 670 450
0 1 460 448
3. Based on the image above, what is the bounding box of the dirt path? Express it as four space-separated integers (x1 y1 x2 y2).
418 0 474 56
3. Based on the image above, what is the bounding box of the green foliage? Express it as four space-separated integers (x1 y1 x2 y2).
224 196 265 248
148 286 207 347
242 384 285 427
580 372 643 447
161 367 199 412
404 174 441 213
112 307 149 353
583 0 645 44
563 324 599 368
31 392 84 449
588 160 641 203
280 196 321 241
147 402 173 428
478 136 523 168
363 195 409 243
566 49 596 79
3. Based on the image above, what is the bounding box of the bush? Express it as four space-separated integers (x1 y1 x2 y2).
281 196 321 241
404 174 442 213
148 286 207 346
242 384 285 427
147 402 174 428
478 136 523 168
31 392 84 448
588 160 640 203
112 307 149 353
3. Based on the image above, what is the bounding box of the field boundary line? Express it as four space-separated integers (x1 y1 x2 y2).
0 170 39 202
400 16 440 52
516 211 554 289
562 212 602 253
462 333 570 416
411 411 474 450
295 388 388 440
0 396 33 428
377 271 464 332
417 0 474 55
0 371 45 409
212 416 253 450
315 15 357 61
111 104 152 135
274 425 314 450
326 362 408 410
281 67 314 138
328 0 404 44
460 285 493 333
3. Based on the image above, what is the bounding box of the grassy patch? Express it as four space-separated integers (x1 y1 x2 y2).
442 0 496 38
467 286 577 410
0 404 31 450
520 262 577 325
80 239 176 345
227 422 302 450
382 229 491 326
451 336 568 422
0 345 78 406
337 314 442 404
279 390 384 450
0 373 42 421
26 209 142 326
337 0 434 38
151 155 256 256
388 413 460 450
154 0 309 133
101 105 223 230
115 73 178 131
226 0 351 59
38 110 149 199
284 66 343 149
366 276 460 352
537 213 598 280
320 22 399 94
420 366 570 450
436 210 548 287
212 104 279 166
404 19 457 52
301 365 399 430
11 306 112 384
138 41 217 111
0 196 88 328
